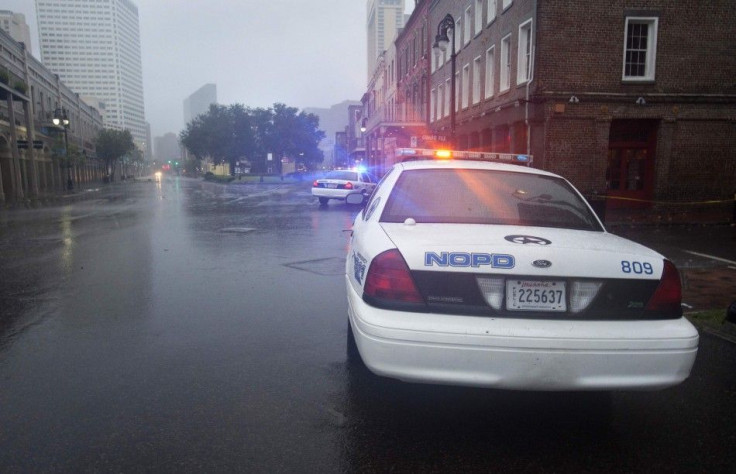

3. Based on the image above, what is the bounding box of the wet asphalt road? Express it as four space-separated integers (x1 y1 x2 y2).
1 177 735 473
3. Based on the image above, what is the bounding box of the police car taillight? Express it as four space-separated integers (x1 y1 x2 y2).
344 182 354 190
312 180 319 187
364 249 424 304
646 260 682 313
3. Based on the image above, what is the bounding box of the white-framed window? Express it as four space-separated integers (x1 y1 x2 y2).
485 46 495 99
464 6 472 45
430 88 437 122
473 56 482 104
487 0 497 24
475 0 483 35
517 19 533 84
502 0 513 11
500 34 511 92
455 19 462 52
462 63 470 108
622 17 658 82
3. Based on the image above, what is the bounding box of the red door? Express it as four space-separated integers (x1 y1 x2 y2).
606 120 657 209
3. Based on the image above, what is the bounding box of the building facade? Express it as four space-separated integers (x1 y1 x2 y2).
367 0 406 84
35 0 146 148
423 0 735 219
183 83 217 125
153 132 181 165
0 11 32 51
1 29 104 203
363 0 431 175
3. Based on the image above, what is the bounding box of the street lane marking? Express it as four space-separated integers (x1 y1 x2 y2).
684 250 736 266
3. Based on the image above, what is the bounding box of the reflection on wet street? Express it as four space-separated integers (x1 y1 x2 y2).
1 177 735 472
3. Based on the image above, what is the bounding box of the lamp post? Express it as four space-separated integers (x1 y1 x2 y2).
433 14 456 149
53 107 73 190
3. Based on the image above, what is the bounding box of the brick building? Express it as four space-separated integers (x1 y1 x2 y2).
363 0 432 175
423 0 736 217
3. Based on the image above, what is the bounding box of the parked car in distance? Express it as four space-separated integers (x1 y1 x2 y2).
312 169 377 205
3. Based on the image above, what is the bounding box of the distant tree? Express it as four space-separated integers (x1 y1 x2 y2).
248 107 275 173
266 103 325 173
180 104 255 176
95 129 135 181
121 147 143 178
180 102 325 175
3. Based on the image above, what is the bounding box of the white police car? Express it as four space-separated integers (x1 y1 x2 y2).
312 169 377 205
346 149 698 390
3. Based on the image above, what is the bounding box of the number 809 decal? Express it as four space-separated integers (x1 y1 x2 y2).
621 261 654 275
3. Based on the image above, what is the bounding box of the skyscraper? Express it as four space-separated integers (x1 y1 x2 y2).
183 84 217 125
366 0 405 82
35 0 146 147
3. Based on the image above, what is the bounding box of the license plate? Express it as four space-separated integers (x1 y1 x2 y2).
327 183 338 188
506 280 566 312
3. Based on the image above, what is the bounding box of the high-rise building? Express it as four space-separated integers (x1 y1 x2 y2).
154 133 182 164
35 0 146 148
183 83 217 125
366 0 405 82
0 11 32 50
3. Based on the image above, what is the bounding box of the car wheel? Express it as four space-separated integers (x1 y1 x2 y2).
347 320 363 366
318 197 329 205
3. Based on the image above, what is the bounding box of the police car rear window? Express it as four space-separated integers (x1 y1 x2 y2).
380 169 602 231
325 171 358 181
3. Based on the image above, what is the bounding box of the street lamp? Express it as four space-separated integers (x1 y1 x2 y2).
433 13 456 149
53 107 73 190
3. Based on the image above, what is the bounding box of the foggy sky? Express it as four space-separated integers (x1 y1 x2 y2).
4 1 414 138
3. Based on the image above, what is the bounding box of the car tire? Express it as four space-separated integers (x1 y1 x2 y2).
346 320 363 366
318 197 329 205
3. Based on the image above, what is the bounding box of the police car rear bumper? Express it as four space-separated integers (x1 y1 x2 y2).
312 188 351 199
347 279 699 390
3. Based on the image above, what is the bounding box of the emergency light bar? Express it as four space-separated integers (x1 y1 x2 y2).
396 148 533 166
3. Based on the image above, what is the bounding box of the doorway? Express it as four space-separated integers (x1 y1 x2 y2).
606 120 658 208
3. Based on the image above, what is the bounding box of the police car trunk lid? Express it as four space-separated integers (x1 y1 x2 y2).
380 223 664 280
378 223 676 319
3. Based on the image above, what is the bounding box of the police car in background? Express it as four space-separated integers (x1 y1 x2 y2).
312 169 377 205
346 148 698 390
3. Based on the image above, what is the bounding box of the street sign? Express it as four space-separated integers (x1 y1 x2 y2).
33 140 43 149
16 140 28 149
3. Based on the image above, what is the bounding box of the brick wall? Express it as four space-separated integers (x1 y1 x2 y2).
536 0 736 94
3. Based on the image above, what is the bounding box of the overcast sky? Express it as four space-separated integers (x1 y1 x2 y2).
5 0 415 138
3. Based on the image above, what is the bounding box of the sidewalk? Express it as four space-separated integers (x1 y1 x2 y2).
1 178 143 210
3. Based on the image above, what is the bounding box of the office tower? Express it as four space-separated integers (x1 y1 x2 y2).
183 83 217 125
36 0 146 147
367 0 405 82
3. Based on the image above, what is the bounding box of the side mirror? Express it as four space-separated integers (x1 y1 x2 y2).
346 193 365 206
